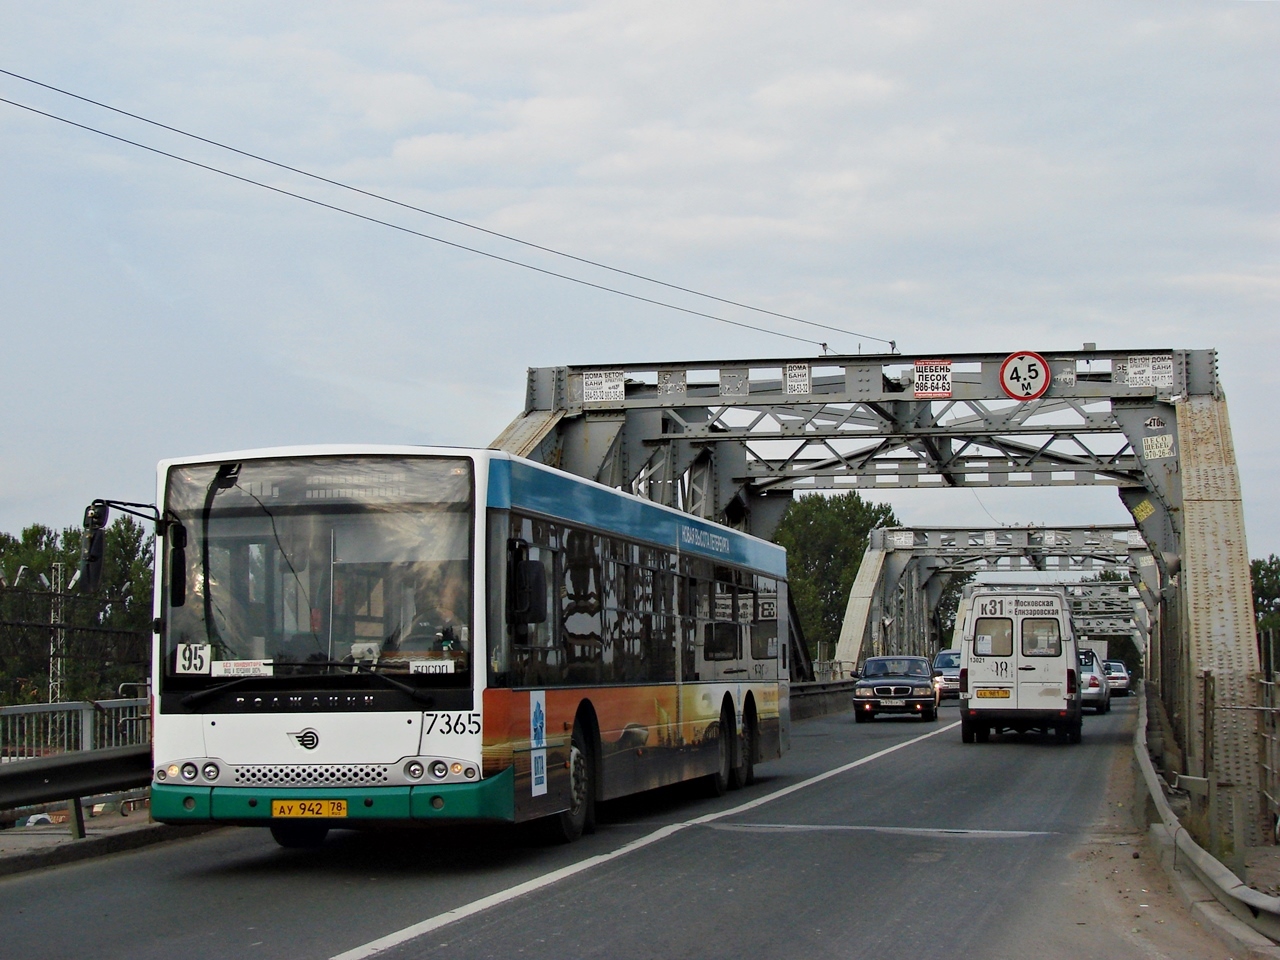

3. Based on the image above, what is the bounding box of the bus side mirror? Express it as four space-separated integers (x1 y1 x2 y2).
168 521 188 608
509 559 546 625
77 501 109 593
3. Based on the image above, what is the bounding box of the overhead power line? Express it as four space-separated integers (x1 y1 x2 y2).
1 95 830 349
0 67 897 352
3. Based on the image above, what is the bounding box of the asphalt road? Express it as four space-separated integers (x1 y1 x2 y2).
0 696 1211 960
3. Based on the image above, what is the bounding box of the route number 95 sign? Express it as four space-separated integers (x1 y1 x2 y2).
999 351 1050 401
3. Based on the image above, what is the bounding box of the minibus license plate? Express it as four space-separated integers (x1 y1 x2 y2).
271 799 347 818
976 689 1010 699
880 698 905 706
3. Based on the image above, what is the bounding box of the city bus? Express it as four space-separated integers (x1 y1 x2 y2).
126 445 789 846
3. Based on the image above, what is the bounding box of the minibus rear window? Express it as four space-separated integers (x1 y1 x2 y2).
973 617 1013 656
1021 618 1062 657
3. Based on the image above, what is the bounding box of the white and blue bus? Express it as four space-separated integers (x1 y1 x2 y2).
136 446 790 845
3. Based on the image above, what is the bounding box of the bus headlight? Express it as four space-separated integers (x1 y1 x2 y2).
201 763 220 781
430 760 449 779
405 760 425 780
180 762 198 782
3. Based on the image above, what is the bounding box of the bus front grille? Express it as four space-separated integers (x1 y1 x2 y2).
231 764 391 787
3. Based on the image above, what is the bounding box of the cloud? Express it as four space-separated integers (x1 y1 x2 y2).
0 0 1278 551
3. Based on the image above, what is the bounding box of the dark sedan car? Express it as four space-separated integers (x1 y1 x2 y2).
852 656 941 722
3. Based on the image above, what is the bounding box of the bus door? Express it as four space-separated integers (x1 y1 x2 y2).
1016 615 1067 708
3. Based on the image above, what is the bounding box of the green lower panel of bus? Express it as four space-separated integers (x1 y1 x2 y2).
152 767 515 824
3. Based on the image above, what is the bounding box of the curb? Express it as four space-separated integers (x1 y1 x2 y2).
0 822 222 880
1149 823 1280 960
1134 682 1280 956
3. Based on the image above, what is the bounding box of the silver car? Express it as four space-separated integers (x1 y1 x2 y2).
1103 660 1131 696
1078 649 1111 713
932 649 961 699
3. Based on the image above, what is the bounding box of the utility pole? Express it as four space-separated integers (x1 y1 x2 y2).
49 561 65 702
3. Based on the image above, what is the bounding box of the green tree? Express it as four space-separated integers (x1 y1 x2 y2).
773 492 898 656
0 518 153 705
1254 555 1280 633
934 570 974 644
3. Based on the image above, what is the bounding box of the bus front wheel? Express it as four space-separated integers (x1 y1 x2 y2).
545 722 595 844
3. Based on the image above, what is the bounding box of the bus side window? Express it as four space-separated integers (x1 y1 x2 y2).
561 529 603 683
704 622 739 660
752 578 779 661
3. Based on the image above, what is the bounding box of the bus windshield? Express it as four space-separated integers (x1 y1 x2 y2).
162 456 473 687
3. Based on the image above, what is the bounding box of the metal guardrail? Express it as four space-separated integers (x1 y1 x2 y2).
790 678 860 721
1136 681 1280 942
0 744 152 811
0 698 149 760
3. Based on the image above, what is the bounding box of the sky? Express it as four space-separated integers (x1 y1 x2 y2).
1 2 1277 554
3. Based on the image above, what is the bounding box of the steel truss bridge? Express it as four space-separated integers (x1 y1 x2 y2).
833 524 1155 667
495 346 1259 843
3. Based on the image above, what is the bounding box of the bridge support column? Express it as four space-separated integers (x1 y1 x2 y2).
1177 395 1261 845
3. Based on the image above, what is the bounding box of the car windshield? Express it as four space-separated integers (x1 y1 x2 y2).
934 651 960 669
863 658 930 678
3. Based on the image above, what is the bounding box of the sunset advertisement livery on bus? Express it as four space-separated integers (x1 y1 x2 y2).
142 446 790 846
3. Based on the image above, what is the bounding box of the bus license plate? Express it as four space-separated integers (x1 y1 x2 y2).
880 699 905 707
976 689 1010 699
271 799 347 818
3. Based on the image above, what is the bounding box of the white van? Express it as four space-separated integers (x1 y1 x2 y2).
959 587 1082 744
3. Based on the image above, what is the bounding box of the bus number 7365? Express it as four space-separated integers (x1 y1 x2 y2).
423 712 481 735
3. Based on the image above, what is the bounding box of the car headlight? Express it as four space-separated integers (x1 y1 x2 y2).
912 686 932 696
855 688 874 698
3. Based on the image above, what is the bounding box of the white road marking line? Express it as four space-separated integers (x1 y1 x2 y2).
707 822 1052 839
330 721 959 960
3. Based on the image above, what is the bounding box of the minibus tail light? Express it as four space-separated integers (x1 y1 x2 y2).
1067 669 1077 694
959 668 968 694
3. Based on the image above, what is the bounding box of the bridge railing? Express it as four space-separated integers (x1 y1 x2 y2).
1258 629 1280 836
0 698 150 761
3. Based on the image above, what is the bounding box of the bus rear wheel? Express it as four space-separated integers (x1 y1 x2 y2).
734 712 757 787
269 822 329 848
